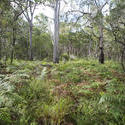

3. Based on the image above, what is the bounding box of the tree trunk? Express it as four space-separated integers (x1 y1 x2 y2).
0 38 1 60
121 47 125 72
26 32 29 60
53 0 60 63
99 24 104 64
29 22 33 60
88 39 92 57
10 27 16 64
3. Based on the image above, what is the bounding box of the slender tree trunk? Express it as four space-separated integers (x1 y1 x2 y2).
3 39 8 65
121 47 125 72
10 27 16 64
88 39 92 57
29 21 33 60
94 41 98 58
99 24 104 64
0 38 1 60
53 0 60 63
40 47 42 59
26 32 29 59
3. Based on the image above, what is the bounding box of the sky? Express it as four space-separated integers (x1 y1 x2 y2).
33 0 74 20
32 0 109 32
33 0 109 21
34 5 54 20
33 1 71 32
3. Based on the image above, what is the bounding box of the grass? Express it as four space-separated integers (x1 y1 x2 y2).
0 59 125 125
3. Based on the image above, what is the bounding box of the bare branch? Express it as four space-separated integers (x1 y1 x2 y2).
67 10 90 15
13 0 30 21
32 3 37 15
94 0 99 9
101 1 108 10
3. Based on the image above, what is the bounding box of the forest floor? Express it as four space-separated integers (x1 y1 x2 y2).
0 59 125 125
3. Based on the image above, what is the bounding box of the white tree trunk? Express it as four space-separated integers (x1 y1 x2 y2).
53 0 60 63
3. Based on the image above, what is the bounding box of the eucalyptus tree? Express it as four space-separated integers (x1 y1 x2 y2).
85 0 108 64
66 0 109 63
43 0 61 63
53 0 60 63
10 0 26 63
0 0 11 61
108 0 125 71
84 0 108 63
14 0 39 60
23 0 37 60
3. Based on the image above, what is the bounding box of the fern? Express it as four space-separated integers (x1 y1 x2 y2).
99 79 125 124
0 74 27 124
0 108 12 124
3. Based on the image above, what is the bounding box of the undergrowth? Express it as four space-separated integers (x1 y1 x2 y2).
0 59 125 125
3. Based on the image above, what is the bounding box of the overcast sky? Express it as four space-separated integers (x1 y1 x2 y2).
34 1 71 20
32 0 109 32
33 1 72 32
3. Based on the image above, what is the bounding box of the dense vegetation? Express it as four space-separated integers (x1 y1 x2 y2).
0 0 125 124
0 59 125 124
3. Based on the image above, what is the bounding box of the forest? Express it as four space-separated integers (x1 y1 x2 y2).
0 0 125 125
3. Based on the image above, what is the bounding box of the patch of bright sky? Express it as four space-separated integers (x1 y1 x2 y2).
33 0 109 32
34 0 73 20
33 0 74 32
34 6 54 20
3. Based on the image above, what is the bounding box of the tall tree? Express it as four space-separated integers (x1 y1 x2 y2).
83 0 108 63
66 0 108 63
43 0 61 63
94 0 108 64
14 0 37 60
10 1 25 63
108 0 125 71
53 0 60 63
0 0 11 61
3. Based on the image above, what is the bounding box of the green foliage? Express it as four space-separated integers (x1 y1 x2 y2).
39 98 72 124
0 59 125 125
0 108 11 124
60 53 70 61
99 79 125 124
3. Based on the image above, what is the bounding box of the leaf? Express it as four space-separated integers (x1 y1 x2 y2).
99 96 105 104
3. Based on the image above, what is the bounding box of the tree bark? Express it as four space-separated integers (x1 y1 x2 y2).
26 31 29 59
99 24 104 64
121 47 125 72
29 21 33 60
0 38 1 60
10 27 16 64
53 0 60 63
88 38 92 57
